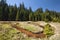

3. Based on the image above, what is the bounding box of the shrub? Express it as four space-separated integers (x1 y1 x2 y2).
43 24 54 37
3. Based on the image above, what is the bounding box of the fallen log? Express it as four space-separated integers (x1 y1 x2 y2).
11 24 46 38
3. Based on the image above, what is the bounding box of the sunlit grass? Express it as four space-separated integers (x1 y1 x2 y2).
17 23 43 33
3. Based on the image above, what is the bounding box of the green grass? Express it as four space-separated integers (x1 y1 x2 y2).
0 24 21 40
24 26 37 32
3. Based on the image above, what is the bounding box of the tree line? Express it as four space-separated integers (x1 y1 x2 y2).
0 0 60 22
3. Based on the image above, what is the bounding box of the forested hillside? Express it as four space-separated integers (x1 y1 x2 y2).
0 0 60 22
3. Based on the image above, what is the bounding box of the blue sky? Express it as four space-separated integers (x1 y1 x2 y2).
6 0 60 12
